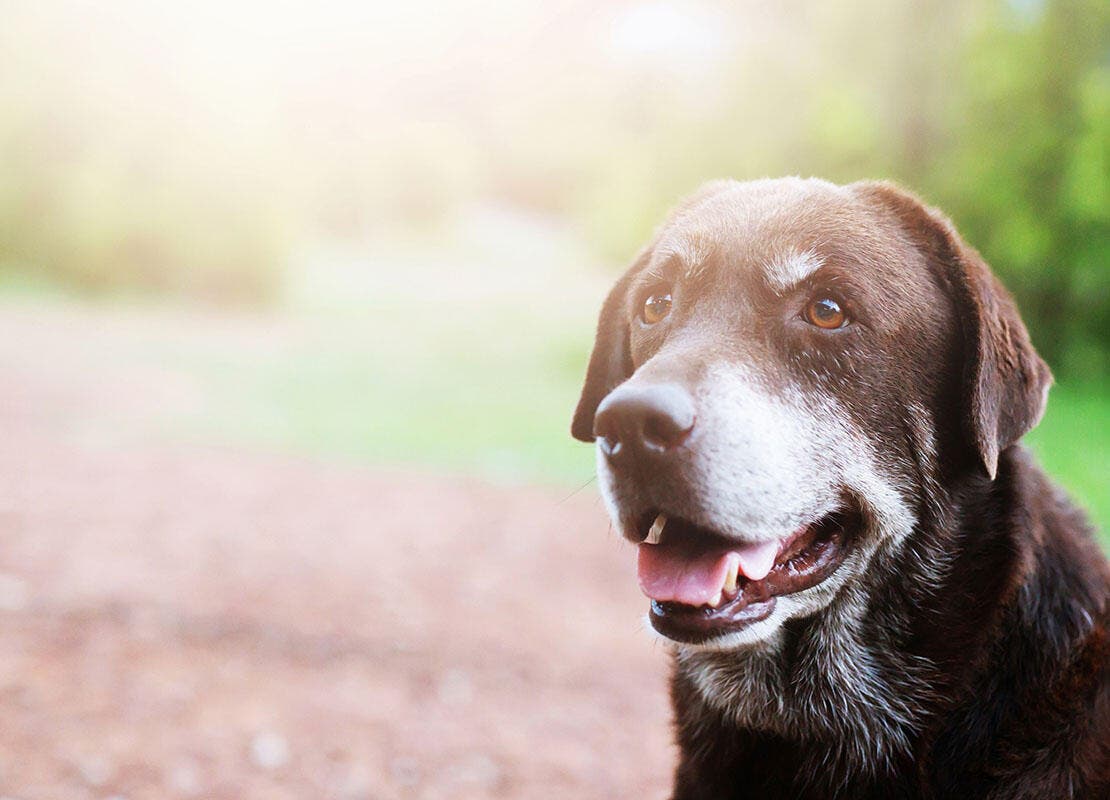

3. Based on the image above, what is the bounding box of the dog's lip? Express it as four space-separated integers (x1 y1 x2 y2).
638 506 858 644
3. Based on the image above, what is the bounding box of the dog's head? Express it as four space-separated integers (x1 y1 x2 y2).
573 178 1051 649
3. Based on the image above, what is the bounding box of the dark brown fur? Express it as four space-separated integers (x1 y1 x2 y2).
572 180 1109 798
667 448 1109 799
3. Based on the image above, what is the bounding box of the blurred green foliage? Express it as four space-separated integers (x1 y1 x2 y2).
563 0 1110 377
0 0 1107 373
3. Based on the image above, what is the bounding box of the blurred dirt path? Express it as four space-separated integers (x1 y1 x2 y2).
0 302 673 799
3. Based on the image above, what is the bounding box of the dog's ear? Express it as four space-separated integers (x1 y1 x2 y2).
854 181 1053 480
570 252 650 442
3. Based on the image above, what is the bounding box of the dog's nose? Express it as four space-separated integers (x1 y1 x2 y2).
593 383 695 463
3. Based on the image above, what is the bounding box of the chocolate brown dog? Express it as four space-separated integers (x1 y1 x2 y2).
572 179 1109 799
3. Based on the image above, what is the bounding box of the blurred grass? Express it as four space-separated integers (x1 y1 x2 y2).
1026 381 1110 540
169 301 600 487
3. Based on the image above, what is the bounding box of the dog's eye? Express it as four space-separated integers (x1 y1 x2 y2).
641 291 673 325
804 297 847 329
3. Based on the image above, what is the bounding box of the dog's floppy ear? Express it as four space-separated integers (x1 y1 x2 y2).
570 251 650 442
854 181 1053 480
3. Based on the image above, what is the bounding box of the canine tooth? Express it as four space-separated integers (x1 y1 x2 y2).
645 513 667 545
707 592 723 609
723 561 740 595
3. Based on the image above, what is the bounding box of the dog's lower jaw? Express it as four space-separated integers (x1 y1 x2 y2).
644 603 787 653
673 569 934 783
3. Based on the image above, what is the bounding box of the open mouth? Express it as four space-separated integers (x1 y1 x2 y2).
637 506 859 644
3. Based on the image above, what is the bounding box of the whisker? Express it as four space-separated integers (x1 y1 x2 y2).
556 473 597 505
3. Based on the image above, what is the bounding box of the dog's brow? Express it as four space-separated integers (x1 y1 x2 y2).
763 249 824 293
652 235 712 282
683 258 712 282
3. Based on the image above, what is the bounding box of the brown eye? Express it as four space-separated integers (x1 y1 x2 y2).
805 297 847 329
641 291 673 324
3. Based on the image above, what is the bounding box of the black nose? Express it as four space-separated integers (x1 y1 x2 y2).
593 383 696 464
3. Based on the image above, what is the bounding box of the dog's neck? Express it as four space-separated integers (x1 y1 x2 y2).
675 578 937 781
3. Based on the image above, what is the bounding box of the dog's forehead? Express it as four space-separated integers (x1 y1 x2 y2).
649 178 904 289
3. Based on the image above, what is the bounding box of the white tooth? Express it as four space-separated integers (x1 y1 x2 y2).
707 592 723 609
645 513 667 545
723 561 739 595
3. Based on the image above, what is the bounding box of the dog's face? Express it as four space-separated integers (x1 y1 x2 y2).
573 178 1051 650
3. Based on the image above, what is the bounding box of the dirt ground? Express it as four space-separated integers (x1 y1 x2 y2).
0 302 674 799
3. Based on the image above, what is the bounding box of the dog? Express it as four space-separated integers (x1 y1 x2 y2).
571 179 1109 799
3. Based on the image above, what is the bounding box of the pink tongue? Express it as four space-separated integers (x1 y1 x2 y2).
637 538 780 606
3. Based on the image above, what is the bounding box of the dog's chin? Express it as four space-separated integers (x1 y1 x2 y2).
633 504 862 647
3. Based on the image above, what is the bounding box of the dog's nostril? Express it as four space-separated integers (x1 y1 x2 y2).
598 434 622 458
642 410 694 450
594 414 621 451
